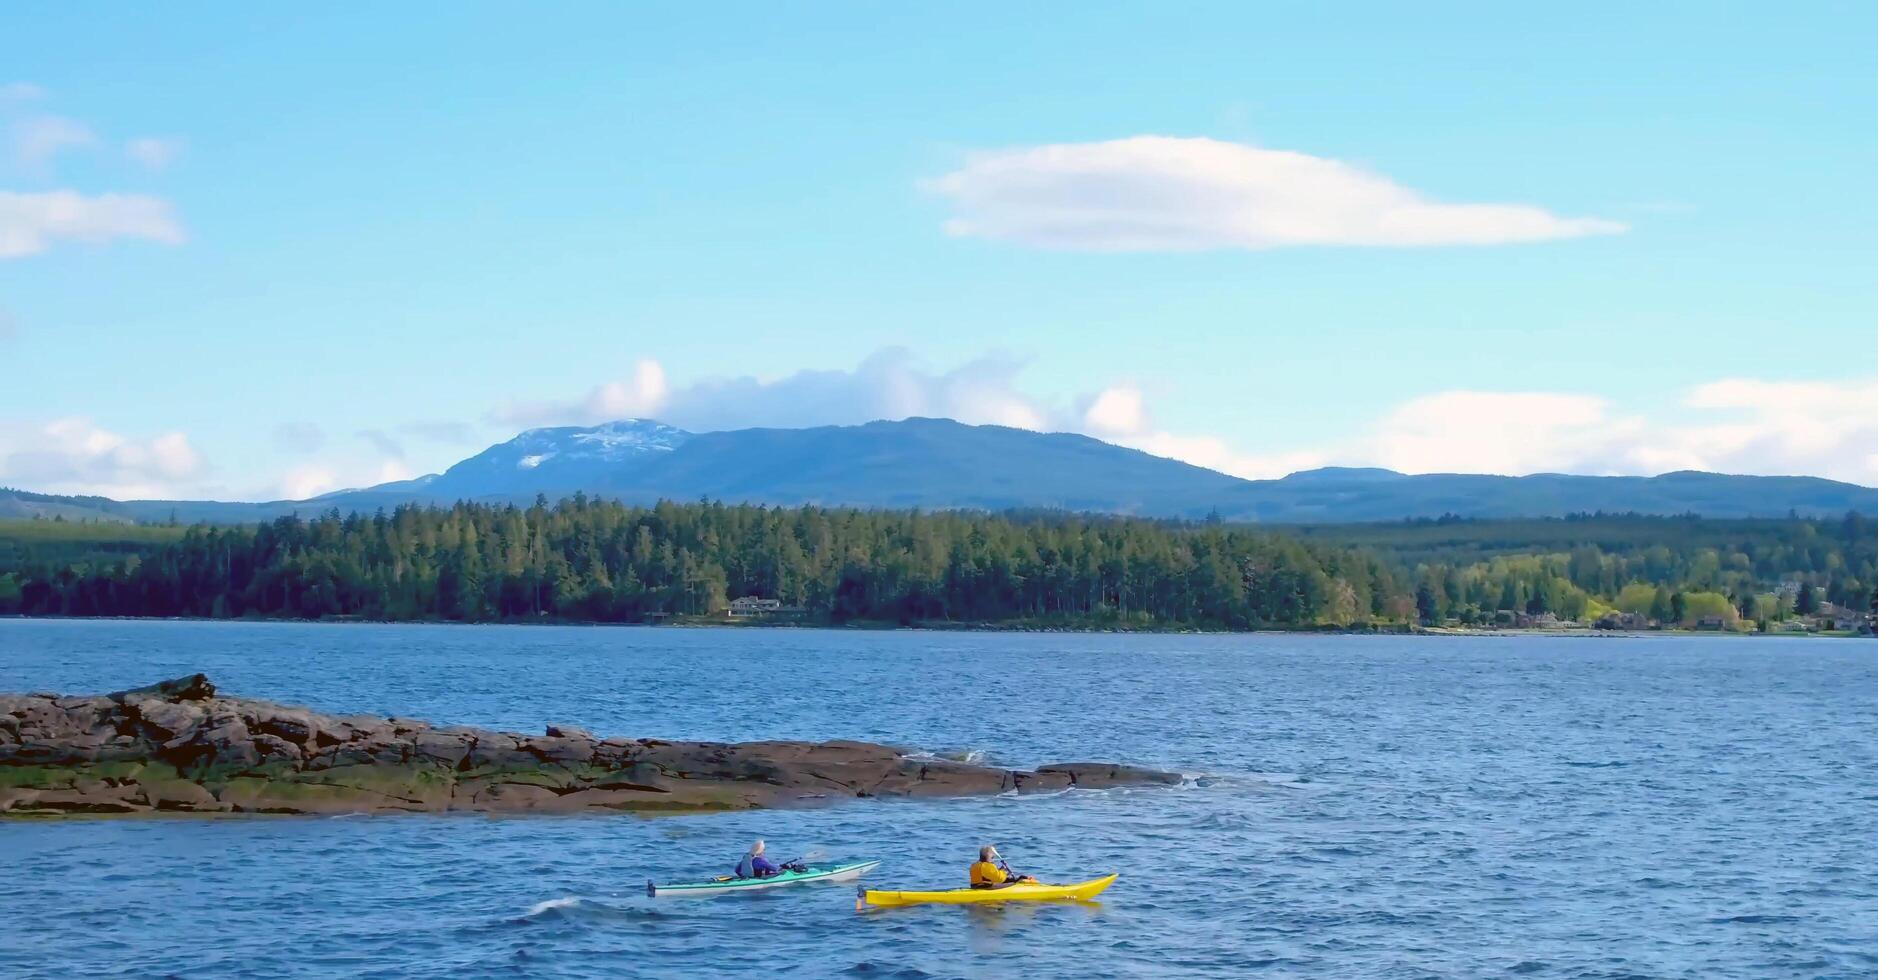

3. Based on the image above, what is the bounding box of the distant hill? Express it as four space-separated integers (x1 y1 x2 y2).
6 417 1878 524
1209 467 1878 523
0 488 134 523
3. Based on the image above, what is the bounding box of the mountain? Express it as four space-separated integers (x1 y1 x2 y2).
366 417 1247 514
7 417 1878 524
422 419 689 498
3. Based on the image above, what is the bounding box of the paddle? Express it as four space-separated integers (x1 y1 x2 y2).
989 846 1036 885
990 846 1014 877
776 847 827 872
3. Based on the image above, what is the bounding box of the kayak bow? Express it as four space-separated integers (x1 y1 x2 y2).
857 873 1117 908
647 860 880 898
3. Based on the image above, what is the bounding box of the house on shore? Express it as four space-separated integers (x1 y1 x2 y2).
1513 611 1570 629
1812 602 1874 632
726 596 806 620
1595 611 1653 630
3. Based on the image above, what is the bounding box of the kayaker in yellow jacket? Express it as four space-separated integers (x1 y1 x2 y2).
969 845 1038 888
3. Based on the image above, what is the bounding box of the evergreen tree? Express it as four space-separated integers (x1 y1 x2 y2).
1414 583 1438 624
1650 585 1674 624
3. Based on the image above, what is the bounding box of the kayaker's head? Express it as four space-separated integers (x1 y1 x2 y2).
749 839 766 856
980 845 998 863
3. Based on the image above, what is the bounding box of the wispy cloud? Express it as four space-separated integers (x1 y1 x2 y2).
0 190 185 258
271 422 326 453
0 85 187 259
0 82 43 107
399 420 478 444
494 349 1052 434
125 136 183 170
926 135 1625 251
9 114 96 168
356 429 406 459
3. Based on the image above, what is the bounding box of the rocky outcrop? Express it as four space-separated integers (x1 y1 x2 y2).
0 675 1181 817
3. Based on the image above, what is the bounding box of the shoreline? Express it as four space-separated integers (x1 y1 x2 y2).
2 612 1868 640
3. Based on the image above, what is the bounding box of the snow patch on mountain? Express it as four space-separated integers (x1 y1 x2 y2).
567 419 687 455
406 419 696 496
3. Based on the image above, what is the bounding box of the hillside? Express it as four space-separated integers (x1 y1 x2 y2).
6 417 1878 524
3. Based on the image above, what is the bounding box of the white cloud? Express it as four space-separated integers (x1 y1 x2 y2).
9 115 96 167
1081 383 1147 437
1665 377 1878 481
496 349 1051 433
1364 391 1646 475
277 464 338 501
125 136 183 170
275 455 414 500
1124 431 1329 481
0 190 185 258
926 135 1625 251
0 418 207 499
1076 381 1329 479
1306 381 1878 485
0 413 418 502
496 359 668 428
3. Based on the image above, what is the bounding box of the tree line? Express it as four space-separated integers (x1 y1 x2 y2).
0 497 1390 628
1335 512 1878 629
1 500 1874 630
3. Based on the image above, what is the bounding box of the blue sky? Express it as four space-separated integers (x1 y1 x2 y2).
3 3 1875 499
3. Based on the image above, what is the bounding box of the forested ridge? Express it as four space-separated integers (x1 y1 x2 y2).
1 499 1875 630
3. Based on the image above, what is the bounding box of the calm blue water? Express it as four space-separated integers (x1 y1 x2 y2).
3 620 1876 979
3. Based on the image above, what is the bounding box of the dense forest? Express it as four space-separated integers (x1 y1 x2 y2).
1 500 1875 631
1296 512 1878 629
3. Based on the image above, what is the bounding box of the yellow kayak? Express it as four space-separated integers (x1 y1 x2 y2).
858 874 1117 908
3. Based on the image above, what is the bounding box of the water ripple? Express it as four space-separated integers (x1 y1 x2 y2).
3 621 1876 978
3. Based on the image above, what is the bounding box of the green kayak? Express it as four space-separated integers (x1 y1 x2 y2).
646 860 881 898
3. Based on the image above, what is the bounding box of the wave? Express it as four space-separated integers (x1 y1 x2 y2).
904 748 991 766
522 896 583 918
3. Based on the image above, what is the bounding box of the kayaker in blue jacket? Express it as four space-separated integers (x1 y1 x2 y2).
735 840 781 879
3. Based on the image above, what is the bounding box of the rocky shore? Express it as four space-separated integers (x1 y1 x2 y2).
0 675 1181 817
